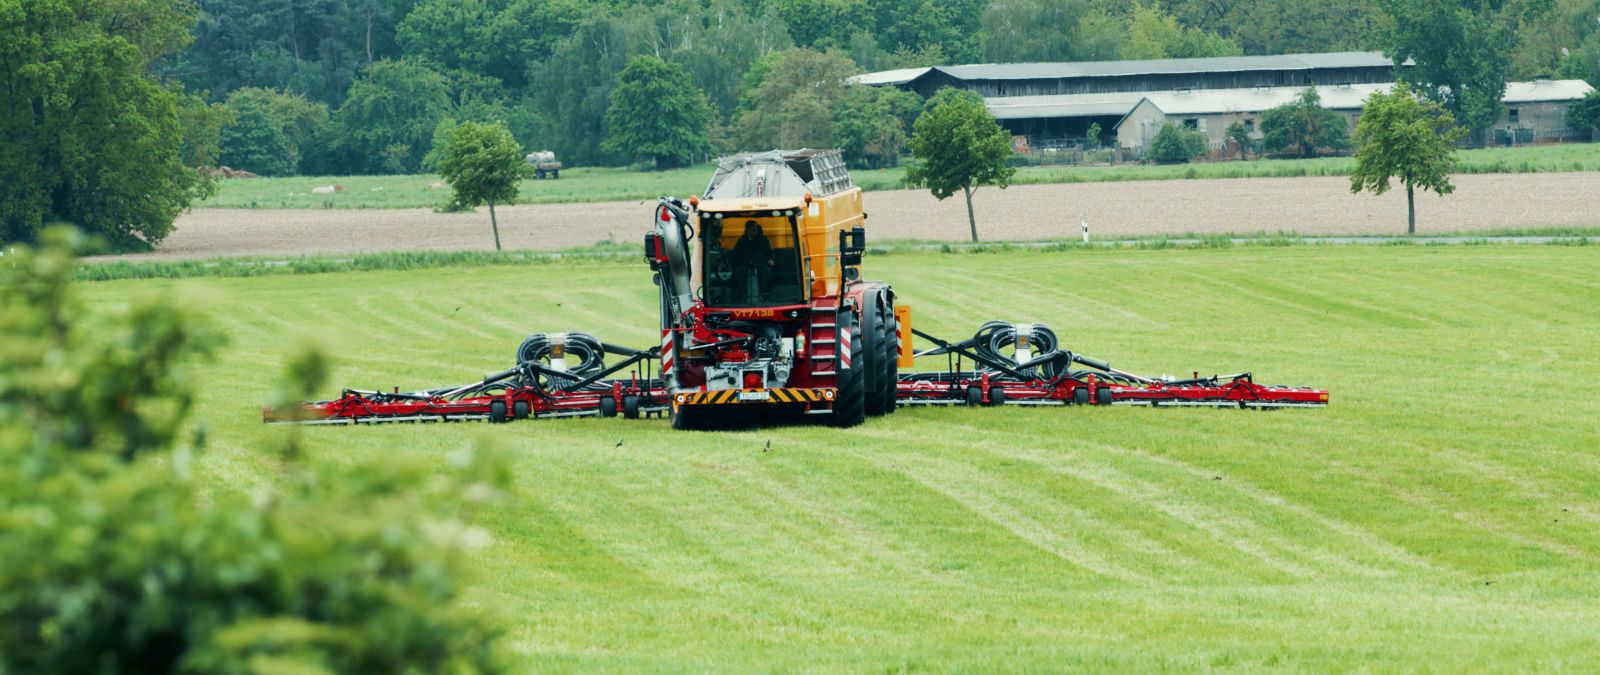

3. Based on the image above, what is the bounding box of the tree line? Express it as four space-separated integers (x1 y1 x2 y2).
7 0 1600 249
157 0 1600 180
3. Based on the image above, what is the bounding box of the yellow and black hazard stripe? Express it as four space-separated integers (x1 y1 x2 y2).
673 388 835 406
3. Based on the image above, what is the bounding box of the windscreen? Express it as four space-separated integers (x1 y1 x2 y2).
699 214 804 307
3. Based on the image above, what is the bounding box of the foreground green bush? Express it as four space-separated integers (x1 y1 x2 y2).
0 230 508 673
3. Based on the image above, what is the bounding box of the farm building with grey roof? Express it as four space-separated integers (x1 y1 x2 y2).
855 53 1595 155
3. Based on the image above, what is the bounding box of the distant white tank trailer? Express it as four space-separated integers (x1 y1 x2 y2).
525 150 561 180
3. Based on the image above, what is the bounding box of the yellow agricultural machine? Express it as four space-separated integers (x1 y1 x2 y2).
269 150 1326 428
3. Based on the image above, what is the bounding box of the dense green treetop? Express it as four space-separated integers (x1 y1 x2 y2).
1570 89 1600 136
1379 0 1551 133
1150 122 1209 162
736 48 862 150
1260 87 1352 158
1 0 212 248
603 55 714 168
327 58 451 173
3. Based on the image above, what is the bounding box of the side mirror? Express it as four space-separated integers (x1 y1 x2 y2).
839 226 866 267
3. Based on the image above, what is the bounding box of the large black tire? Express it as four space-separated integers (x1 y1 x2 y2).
599 396 618 418
670 403 702 430
1096 387 1114 406
859 292 885 416
987 387 1006 406
829 312 867 428
881 301 899 415
1073 387 1090 405
966 386 983 406
622 395 641 419
489 400 508 423
513 400 531 420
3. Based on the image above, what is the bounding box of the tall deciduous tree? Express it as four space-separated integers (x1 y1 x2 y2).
0 230 508 673
736 48 861 150
1350 84 1468 234
906 89 1017 242
1379 0 1551 136
219 87 329 175
870 0 984 62
437 122 529 250
328 59 452 173
834 86 922 168
1260 88 1352 158
980 0 1125 62
1122 1 1243 59
772 0 871 48
603 56 713 169
0 0 210 249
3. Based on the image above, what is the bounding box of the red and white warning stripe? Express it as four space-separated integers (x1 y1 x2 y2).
839 326 852 370
660 330 675 373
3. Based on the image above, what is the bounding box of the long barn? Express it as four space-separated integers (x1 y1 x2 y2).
855 52 1594 153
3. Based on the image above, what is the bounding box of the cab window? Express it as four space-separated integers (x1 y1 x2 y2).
701 215 804 307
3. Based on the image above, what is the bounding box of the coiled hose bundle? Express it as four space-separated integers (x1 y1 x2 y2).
516 332 608 390
971 321 1067 379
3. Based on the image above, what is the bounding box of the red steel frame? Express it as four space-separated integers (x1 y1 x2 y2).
267 328 1327 425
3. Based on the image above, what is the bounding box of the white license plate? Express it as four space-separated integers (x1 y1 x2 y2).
738 390 770 401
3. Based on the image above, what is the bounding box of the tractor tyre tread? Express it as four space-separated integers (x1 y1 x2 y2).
861 292 887 417
830 315 867 428
882 304 899 414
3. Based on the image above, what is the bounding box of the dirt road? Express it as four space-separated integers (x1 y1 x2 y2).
101 173 1600 261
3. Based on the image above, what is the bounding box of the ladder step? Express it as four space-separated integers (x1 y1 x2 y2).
812 370 837 376
811 322 836 329
812 339 836 345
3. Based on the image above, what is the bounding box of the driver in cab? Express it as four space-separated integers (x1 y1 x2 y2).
731 220 775 303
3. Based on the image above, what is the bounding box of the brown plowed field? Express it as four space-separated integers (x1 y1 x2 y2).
99 173 1600 261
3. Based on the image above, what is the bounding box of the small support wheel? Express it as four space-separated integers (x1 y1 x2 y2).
966 386 983 406
489 400 508 423
599 396 618 418
513 400 531 420
622 395 641 419
1096 387 1114 405
987 387 1006 406
1073 387 1090 405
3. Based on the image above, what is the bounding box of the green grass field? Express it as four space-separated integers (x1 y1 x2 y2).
79 244 1600 670
198 143 1600 210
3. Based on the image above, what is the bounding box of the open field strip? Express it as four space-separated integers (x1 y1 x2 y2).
197 144 1600 210
126 172 1600 262
77 244 1600 670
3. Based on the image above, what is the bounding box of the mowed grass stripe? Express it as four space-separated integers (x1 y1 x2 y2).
74 243 1600 670
875 416 1408 580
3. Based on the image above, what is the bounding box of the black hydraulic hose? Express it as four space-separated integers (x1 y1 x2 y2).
911 327 1034 381
516 332 608 389
972 322 1066 379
